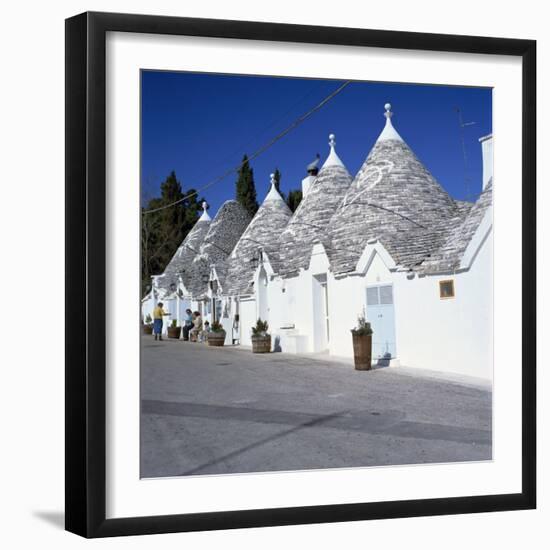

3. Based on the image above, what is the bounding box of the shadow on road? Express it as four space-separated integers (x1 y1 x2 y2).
178 409 347 476
142 398 492 476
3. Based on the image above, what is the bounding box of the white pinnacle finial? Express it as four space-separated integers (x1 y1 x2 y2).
198 200 211 221
322 132 345 169
264 172 284 203
377 102 403 142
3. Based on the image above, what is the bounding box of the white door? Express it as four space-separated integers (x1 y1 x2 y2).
239 298 256 347
312 274 329 352
366 284 397 359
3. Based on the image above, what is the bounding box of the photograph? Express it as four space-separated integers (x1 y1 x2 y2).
0 0 541 544
139 71 494 479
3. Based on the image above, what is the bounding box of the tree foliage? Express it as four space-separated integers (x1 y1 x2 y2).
235 155 258 217
270 167 302 212
286 188 303 212
141 171 204 296
272 168 285 201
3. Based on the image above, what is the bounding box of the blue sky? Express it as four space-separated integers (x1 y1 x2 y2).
141 71 492 213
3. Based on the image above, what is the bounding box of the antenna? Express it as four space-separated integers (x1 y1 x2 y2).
455 107 477 201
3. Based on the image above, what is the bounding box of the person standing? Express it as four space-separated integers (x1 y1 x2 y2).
182 308 193 341
152 302 170 341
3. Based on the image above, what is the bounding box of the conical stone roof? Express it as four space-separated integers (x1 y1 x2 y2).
187 199 252 298
328 104 458 276
277 135 353 278
418 181 492 274
156 203 211 294
224 175 292 296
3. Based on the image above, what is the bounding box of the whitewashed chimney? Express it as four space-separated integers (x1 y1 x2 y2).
301 174 315 196
479 134 493 190
302 153 320 196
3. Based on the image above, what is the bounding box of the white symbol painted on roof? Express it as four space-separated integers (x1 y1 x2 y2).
342 160 394 209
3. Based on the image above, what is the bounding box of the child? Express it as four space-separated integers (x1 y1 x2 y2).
189 311 202 342
200 321 211 343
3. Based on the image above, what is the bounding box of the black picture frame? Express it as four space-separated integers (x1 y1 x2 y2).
65 11 536 538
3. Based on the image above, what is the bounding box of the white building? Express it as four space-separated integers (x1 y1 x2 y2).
183 199 251 324
142 199 250 332
144 104 493 382
141 203 212 332
218 173 293 346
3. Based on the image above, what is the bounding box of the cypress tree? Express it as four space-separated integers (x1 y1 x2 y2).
286 189 303 213
273 168 285 201
141 170 205 296
235 154 258 216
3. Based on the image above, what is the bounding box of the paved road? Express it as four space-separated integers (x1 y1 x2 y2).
141 338 492 478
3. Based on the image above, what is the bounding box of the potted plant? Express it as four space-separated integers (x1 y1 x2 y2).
351 315 373 370
251 319 271 353
167 318 182 339
207 320 226 347
143 314 153 335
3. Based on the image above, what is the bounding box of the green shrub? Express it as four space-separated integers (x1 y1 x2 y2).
351 315 373 336
145 314 152 324
171 319 178 328
211 320 225 332
252 318 269 336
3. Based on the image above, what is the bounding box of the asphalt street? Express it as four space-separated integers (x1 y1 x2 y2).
140 338 492 478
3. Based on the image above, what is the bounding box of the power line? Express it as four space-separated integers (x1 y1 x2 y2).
202 82 330 178
142 80 352 215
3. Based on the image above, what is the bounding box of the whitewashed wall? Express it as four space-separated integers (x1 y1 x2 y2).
327 275 365 358
267 275 311 353
394 231 493 380
148 227 493 381
261 230 493 382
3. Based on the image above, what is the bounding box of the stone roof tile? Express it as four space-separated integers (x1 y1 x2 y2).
328 106 458 276
418 182 492 274
224 180 292 295
186 200 252 298
156 216 211 294
277 138 353 278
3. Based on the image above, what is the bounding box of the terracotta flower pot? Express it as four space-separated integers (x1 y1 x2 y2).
143 324 153 335
351 332 372 370
167 326 182 339
251 334 271 353
207 331 226 346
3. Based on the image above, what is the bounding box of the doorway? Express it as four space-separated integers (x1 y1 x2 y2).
366 284 396 359
312 273 329 352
